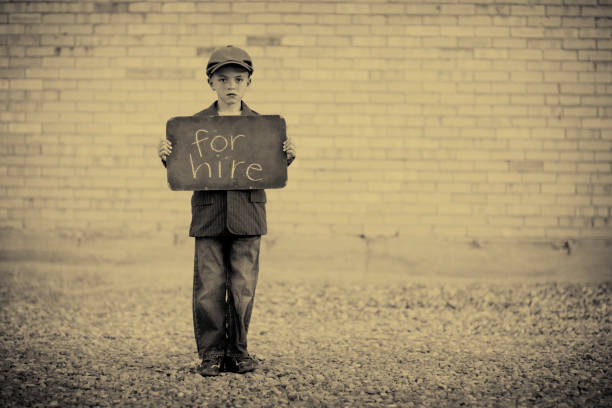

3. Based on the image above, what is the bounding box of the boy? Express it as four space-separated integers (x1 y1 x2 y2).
157 45 296 376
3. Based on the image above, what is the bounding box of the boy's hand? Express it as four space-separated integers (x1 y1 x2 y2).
283 137 296 163
158 138 172 161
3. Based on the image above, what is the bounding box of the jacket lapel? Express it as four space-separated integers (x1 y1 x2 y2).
240 102 258 116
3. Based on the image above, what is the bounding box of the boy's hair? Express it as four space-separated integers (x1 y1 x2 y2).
206 45 253 78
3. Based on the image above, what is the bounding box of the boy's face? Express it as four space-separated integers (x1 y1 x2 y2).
208 65 251 106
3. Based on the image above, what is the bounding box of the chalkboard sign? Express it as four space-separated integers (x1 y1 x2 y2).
165 115 287 191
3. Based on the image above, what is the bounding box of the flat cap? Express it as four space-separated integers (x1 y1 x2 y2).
206 45 253 77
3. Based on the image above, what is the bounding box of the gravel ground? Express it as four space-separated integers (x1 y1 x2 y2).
0 256 610 407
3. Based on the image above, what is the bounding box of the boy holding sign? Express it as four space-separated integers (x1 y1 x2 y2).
157 46 296 376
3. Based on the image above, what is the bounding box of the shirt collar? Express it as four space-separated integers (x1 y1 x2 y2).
196 101 256 116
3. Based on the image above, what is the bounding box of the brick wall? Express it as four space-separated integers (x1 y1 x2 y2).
1 0 611 241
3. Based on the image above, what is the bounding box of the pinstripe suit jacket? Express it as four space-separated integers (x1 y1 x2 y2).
187 101 291 237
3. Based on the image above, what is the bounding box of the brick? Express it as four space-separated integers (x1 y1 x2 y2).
511 27 545 37
128 24 162 35
10 79 42 90
580 71 612 82
579 50 612 61
511 71 543 82
128 2 161 12
560 151 595 162
317 14 351 25
352 36 386 47
579 28 612 38
10 13 41 24
423 37 457 48
582 6 612 17
562 17 595 28
544 71 578 82
512 5 546 16
593 196 612 206
526 151 560 161
336 3 369 14
560 83 595 94
437 203 472 215
528 17 562 27
60 24 93 35
402 27 440 39
524 217 559 227
283 14 316 24
558 196 591 206
543 49 578 60
144 14 179 24
403 5 439 15
442 4 475 15
543 184 575 194
508 205 541 216
564 107 598 117
474 49 508 60
595 151 612 161
247 13 281 24
300 2 335 14
267 3 301 13
161 2 196 13
42 14 74 24
437 183 472 194
577 163 610 173
460 37 491 48
528 39 563 50
475 26 508 37
583 118 612 128
511 95 545 106
423 16 457 27
509 49 543 61
521 172 556 183
564 38 596 49
373 4 405 14
475 4 510 16
598 39 612 49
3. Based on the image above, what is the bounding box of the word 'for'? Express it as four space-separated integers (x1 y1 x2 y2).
189 129 263 181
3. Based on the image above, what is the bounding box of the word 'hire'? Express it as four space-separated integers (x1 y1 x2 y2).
189 129 263 182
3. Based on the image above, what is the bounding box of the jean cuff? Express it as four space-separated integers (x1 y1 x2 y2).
225 352 250 358
200 351 225 360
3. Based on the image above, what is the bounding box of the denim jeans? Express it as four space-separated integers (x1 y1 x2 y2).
192 234 260 359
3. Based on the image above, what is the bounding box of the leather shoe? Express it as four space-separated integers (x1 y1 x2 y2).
224 355 257 373
197 357 223 377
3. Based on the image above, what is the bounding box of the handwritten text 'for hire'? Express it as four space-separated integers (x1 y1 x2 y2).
189 129 263 182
